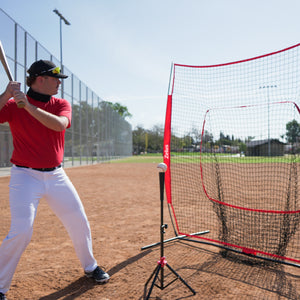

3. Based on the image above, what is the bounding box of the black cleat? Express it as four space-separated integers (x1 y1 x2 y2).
85 266 110 284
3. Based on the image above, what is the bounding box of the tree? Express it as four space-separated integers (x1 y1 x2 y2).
202 130 213 143
132 125 164 154
286 119 300 144
106 102 132 119
218 131 232 146
132 126 146 154
147 125 164 152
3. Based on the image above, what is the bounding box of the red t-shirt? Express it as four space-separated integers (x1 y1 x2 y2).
0 95 72 168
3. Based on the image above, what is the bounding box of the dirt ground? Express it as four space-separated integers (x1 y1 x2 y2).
0 163 299 300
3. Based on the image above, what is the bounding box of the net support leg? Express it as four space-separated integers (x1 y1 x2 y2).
143 263 161 300
141 230 210 250
143 257 196 300
165 262 196 295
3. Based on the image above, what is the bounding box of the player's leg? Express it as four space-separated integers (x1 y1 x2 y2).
0 166 43 294
43 168 98 272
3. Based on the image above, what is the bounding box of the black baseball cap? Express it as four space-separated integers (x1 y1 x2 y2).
27 60 68 79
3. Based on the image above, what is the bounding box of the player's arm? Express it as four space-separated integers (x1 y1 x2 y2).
13 89 69 132
26 104 69 132
0 81 21 110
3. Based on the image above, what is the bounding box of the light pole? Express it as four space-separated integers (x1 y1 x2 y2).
259 85 277 157
53 9 70 98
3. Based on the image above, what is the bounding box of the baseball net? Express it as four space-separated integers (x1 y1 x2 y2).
163 43 300 267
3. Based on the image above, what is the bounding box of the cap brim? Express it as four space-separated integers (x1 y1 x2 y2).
48 73 68 79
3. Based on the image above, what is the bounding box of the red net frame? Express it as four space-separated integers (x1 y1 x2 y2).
163 43 300 267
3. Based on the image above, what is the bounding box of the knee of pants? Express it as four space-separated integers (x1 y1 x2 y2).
63 211 91 235
5 222 34 247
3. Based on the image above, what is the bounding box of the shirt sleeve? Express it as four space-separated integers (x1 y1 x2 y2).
0 99 15 123
56 98 72 128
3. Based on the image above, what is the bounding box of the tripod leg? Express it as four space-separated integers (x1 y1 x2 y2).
144 264 161 300
166 263 196 295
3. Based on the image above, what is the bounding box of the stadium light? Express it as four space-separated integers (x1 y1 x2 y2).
259 85 277 157
53 9 70 98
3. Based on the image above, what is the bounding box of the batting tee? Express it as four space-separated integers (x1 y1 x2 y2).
163 43 300 267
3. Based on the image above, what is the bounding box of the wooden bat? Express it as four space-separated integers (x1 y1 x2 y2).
0 40 25 108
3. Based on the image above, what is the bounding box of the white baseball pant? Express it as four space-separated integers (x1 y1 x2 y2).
0 165 98 294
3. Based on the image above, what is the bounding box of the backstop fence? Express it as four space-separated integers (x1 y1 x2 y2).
0 8 132 167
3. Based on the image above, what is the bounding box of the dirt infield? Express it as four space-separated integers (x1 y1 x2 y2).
0 163 299 299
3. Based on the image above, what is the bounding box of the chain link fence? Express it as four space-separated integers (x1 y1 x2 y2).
0 8 132 167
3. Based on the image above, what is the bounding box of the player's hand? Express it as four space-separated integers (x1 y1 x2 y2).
5 81 20 99
13 89 28 108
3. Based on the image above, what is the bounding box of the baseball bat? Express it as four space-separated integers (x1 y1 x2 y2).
0 40 25 108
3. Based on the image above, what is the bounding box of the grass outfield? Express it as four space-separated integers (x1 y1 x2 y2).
111 154 163 164
111 153 300 164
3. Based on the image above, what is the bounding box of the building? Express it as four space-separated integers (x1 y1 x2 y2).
246 139 285 156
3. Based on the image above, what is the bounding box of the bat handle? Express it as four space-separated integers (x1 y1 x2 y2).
12 82 25 108
17 101 25 108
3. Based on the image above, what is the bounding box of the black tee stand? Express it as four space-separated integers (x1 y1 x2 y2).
143 163 196 299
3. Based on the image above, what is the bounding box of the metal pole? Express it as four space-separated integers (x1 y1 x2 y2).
53 9 70 98
259 85 277 157
59 17 63 99
59 17 63 67
267 87 270 157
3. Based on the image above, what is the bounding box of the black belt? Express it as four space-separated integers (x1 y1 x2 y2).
15 164 62 172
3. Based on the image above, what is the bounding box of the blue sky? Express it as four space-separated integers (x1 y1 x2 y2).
1 0 300 129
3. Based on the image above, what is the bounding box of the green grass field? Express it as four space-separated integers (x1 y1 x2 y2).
111 154 164 164
111 153 300 164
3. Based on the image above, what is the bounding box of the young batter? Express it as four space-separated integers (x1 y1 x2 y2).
0 60 109 300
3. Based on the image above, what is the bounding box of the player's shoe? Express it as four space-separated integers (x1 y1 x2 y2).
0 293 7 300
85 266 110 283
